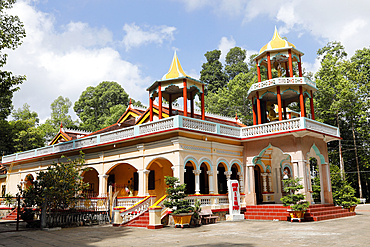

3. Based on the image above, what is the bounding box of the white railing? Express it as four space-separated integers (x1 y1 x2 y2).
100 127 134 143
248 77 316 95
74 198 109 211
2 115 340 164
241 118 301 137
119 196 155 225
182 118 216 133
115 197 146 208
305 118 339 137
139 117 174 135
186 195 229 206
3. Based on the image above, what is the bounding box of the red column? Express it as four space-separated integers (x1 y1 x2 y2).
299 86 305 117
257 92 261 125
256 59 261 82
190 92 194 118
288 50 293 77
183 79 188 117
158 82 162 119
310 90 315 120
285 62 289 77
201 85 205 120
169 94 172 117
149 97 153 122
252 97 257 125
298 55 303 77
267 52 272 79
277 86 283 121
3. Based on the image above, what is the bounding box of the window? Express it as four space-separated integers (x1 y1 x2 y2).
148 170 155 190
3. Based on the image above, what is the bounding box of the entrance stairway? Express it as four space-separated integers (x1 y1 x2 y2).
121 210 149 227
244 204 356 222
2 208 19 220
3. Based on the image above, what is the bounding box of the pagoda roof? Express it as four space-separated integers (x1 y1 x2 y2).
259 27 296 54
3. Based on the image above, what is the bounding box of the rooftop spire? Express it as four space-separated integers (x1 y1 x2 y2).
259 26 296 54
162 51 188 80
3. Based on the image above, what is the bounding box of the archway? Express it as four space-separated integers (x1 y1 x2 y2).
217 163 228 194
107 163 138 196
200 162 209 194
82 168 99 197
184 161 195 195
147 158 173 199
24 174 34 189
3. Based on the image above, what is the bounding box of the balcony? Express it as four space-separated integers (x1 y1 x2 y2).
2 115 339 164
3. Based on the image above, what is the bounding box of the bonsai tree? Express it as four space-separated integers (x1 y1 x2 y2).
163 176 194 214
334 183 360 208
280 177 309 211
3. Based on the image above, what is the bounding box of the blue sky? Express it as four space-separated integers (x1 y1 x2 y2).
5 0 370 122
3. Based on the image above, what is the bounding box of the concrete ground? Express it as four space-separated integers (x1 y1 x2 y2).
1 204 370 247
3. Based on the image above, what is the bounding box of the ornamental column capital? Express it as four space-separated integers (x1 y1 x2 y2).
193 169 202 175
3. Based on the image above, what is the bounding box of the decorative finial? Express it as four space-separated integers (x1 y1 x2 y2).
60 121 63 129
129 98 132 108
235 113 238 122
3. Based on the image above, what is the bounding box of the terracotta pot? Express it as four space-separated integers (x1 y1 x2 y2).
172 213 193 228
287 210 305 222
349 205 356 212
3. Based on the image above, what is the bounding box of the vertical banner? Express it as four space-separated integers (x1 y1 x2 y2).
226 180 244 221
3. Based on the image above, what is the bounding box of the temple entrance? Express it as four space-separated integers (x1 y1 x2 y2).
147 158 173 199
107 163 138 196
254 165 263 204
184 161 195 194
217 163 227 194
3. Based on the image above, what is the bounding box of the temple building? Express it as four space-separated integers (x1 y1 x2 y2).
1 28 343 225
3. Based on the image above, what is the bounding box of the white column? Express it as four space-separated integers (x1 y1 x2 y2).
143 169 150 196
98 174 108 197
224 171 232 180
267 173 273 192
261 173 268 193
237 172 244 193
207 171 214 194
193 170 202 194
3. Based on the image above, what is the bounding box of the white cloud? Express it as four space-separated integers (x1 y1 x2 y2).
5 1 151 121
122 23 176 51
179 0 370 57
218 36 236 63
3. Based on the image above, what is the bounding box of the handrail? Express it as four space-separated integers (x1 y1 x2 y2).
149 195 167 209
119 195 155 225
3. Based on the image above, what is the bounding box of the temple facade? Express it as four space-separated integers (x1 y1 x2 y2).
1 28 340 220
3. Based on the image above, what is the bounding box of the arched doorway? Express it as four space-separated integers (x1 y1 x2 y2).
82 168 99 197
254 165 263 204
217 163 228 194
184 161 195 195
310 157 321 203
200 162 209 194
107 163 138 196
147 158 173 199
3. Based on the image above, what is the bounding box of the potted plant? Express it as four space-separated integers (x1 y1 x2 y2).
163 176 194 228
191 199 202 226
336 184 360 212
280 177 309 222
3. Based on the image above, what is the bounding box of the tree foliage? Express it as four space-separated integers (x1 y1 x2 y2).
280 177 309 211
74 81 129 132
200 50 227 94
19 153 89 212
163 176 194 214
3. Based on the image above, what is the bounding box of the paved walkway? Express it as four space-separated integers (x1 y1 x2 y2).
1 204 370 247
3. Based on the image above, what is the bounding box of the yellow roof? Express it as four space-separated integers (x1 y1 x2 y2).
162 51 188 80
259 27 296 54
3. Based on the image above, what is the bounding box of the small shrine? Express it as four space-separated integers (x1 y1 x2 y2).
248 27 317 125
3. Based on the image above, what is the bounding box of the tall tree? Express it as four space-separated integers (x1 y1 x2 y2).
224 47 249 80
74 81 129 132
200 50 227 94
0 0 26 120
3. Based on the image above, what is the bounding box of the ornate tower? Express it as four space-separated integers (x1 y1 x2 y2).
248 27 317 125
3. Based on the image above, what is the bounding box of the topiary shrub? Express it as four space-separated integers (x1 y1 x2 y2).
163 176 194 214
280 177 309 211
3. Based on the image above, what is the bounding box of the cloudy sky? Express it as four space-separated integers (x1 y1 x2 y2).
4 0 370 122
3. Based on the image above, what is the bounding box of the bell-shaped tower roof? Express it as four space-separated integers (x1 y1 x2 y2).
259 26 296 54
161 51 188 80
